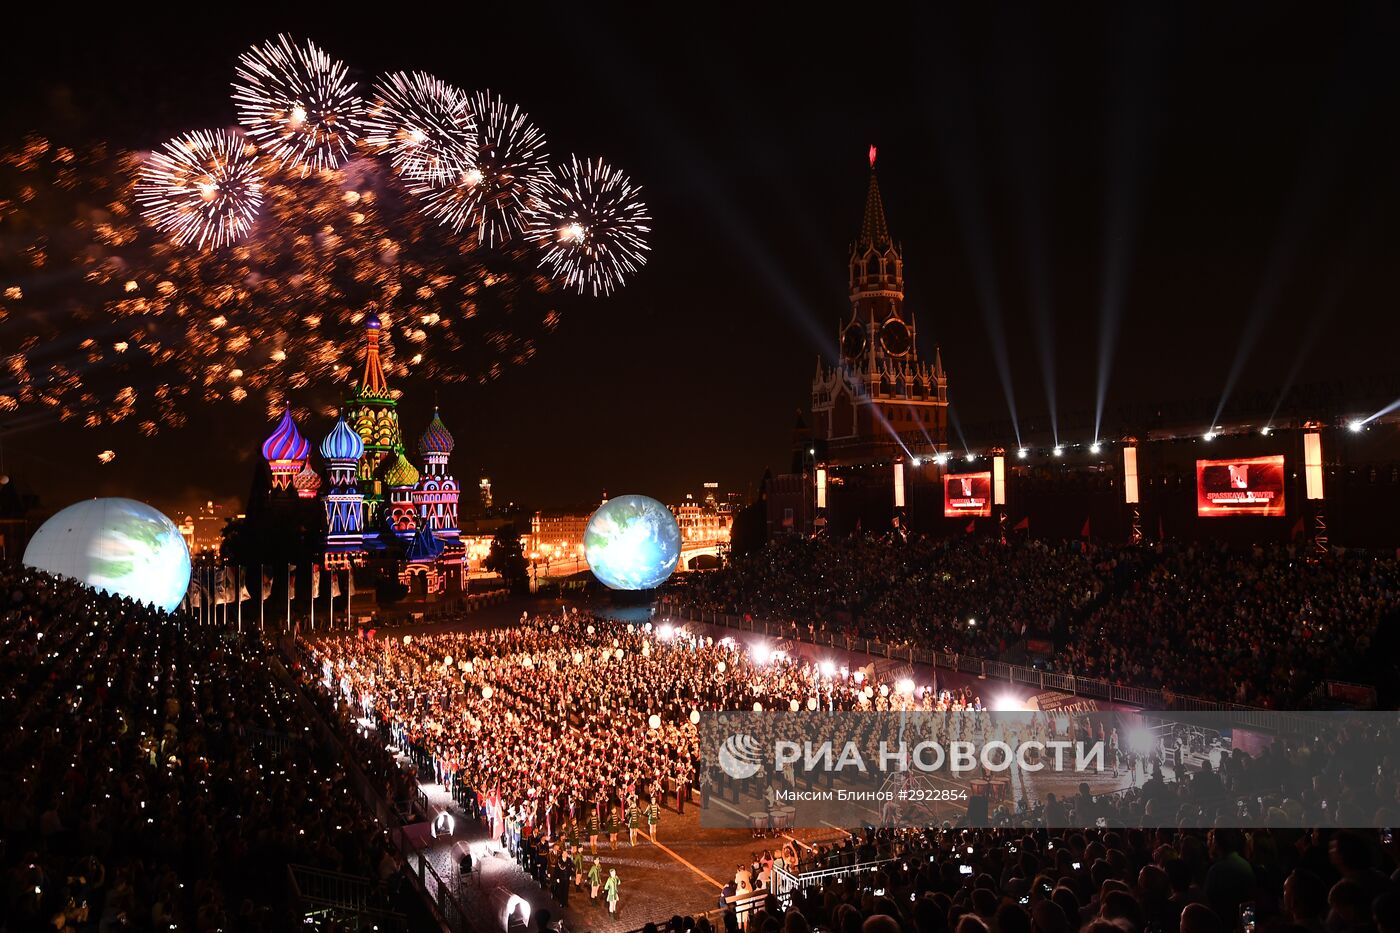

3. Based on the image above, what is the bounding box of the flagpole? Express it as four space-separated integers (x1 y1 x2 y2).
286 564 292 632
258 563 265 634
329 569 335 631
311 566 317 632
237 566 242 634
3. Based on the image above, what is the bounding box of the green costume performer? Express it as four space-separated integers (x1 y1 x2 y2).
587 859 602 899
604 869 621 915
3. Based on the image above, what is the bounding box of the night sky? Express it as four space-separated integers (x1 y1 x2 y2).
4 3 1400 518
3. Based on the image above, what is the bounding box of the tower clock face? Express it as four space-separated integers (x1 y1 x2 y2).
879 318 911 356
841 323 867 359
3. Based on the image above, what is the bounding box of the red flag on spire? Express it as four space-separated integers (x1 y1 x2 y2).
1081 516 1092 538
869 145 877 168
1013 516 1029 532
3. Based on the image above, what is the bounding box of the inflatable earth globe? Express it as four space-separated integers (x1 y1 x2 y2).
583 494 681 590
23 497 192 613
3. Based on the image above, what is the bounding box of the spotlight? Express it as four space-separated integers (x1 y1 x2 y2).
820 660 836 677
1017 449 1028 459
991 694 1026 713
1052 446 1063 457
911 457 921 466
1203 432 1215 442
1348 420 1364 433
1090 442 1102 454
967 617 976 627
935 454 949 465
751 643 770 665
966 453 976 462
1261 426 1271 436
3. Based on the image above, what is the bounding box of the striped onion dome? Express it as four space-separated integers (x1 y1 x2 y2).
319 414 365 462
261 407 310 462
417 407 454 456
383 451 420 488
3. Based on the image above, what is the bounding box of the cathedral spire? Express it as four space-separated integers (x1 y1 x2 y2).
859 148 891 251
358 313 390 399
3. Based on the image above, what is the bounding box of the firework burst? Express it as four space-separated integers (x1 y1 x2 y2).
410 90 548 246
232 34 366 174
364 72 476 186
135 129 264 249
1 137 558 433
524 156 650 295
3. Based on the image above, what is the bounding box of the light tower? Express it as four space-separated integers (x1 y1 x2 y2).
1122 437 1141 545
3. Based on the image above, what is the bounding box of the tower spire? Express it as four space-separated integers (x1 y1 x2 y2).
360 313 389 398
859 149 891 250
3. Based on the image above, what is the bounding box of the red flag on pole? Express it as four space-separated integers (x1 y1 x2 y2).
964 519 976 534
1081 516 1091 538
1013 516 1029 532
1291 516 1305 540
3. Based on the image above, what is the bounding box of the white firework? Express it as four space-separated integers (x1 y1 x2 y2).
232 34 366 174
410 90 549 246
363 71 477 186
136 129 264 249
524 156 650 295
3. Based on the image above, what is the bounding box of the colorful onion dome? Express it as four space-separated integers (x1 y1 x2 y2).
319 414 365 462
293 462 322 496
262 407 310 463
418 407 455 456
383 451 420 488
365 312 382 331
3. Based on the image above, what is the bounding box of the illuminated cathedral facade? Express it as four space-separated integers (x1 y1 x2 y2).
259 314 464 595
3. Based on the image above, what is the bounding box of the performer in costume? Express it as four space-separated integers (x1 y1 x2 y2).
646 798 660 842
604 867 621 917
626 799 641 847
587 857 602 901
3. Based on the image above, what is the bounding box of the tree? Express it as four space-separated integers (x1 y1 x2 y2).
728 499 769 560
485 522 530 594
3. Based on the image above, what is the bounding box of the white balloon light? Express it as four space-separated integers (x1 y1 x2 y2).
648 714 661 730
689 709 700 725
481 686 493 700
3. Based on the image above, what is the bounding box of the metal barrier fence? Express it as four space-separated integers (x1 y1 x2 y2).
658 600 1320 737
287 863 408 932
772 858 897 907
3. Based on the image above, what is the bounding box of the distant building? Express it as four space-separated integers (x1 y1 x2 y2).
529 509 590 563
178 500 240 556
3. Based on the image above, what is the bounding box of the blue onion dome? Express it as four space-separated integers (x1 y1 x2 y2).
383 451 421 488
319 414 366 462
262 407 310 462
365 312 382 330
418 407 455 456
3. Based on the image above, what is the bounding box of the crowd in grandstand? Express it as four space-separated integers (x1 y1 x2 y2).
681 536 1400 706
0 565 411 932
653 825 1399 933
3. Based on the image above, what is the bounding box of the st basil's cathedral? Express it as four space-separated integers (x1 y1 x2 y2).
256 314 465 595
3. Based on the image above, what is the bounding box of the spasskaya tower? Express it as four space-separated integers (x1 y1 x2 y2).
811 147 949 465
